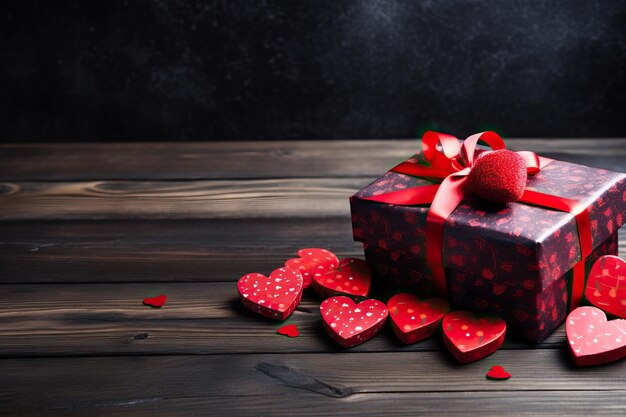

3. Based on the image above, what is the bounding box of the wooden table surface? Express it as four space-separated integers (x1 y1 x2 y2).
1 139 625 416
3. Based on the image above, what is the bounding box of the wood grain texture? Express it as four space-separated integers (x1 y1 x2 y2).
2 351 626 416
0 139 624 181
0 178 364 220
0 219 362 283
0 282 566 357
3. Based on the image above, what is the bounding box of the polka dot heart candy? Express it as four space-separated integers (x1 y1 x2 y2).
285 248 339 289
312 258 372 300
387 293 450 344
320 296 388 348
238 267 303 320
566 306 626 367
584 255 626 319
442 311 507 363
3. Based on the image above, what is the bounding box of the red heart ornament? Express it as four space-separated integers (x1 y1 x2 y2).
277 324 299 338
320 296 388 348
387 294 450 344
312 258 372 299
143 294 167 308
285 248 339 289
442 311 506 363
238 267 303 320
566 306 626 366
486 365 511 380
585 255 626 319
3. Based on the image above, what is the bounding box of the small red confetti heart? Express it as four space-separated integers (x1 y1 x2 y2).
143 294 167 308
312 258 372 299
387 294 450 344
285 248 339 288
566 306 626 366
486 365 511 380
320 296 388 348
277 324 299 338
442 311 506 363
238 267 303 320
585 255 626 319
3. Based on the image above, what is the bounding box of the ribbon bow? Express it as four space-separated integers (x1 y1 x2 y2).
364 131 592 310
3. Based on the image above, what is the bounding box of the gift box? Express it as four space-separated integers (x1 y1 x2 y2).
350 132 626 342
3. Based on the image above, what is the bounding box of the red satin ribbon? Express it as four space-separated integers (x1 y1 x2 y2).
363 131 591 310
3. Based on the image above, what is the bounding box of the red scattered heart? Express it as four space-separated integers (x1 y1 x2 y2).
312 258 372 300
277 324 299 338
285 248 339 288
566 306 626 367
320 296 388 348
442 311 506 363
585 255 626 319
486 365 511 380
387 293 450 344
238 267 303 320
143 294 167 308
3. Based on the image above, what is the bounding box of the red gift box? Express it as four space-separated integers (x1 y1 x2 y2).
350 132 626 342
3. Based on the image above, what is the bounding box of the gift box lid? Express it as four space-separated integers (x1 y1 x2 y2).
350 150 626 293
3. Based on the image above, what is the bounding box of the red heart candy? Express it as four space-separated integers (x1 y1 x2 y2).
285 248 339 289
566 306 626 366
238 267 303 320
277 324 299 338
585 255 626 319
387 294 450 344
486 365 511 380
143 294 167 308
320 296 388 348
312 258 372 299
442 311 506 363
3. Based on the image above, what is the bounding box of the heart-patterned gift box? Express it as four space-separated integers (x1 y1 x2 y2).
350 134 626 342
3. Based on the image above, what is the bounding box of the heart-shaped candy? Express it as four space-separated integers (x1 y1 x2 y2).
285 248 339 288
585 255 626 319
387 294 450 344
566 306 626 366
442 311 506 363
238 267 303 320
486 365 511 380
143 294 167 308
320 296 388 348
277 324 299 338
312 258 372 300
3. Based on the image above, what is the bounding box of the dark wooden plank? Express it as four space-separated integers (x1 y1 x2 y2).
0 178 365 220
0 219 623 284
0 281 567 357
0 219 362 283
1 350 626 416
0 139 625 181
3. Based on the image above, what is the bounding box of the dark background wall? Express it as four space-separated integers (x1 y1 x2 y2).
2 0 626 142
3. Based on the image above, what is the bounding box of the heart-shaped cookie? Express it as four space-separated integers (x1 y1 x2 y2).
277 324 299 338
285 248 339 288
442 311 506 363
585 255 626 319
566 306 626 366
312 258 372 300
387 294 450 344
320 296 388 348
238 267 303 320
143 294 167 308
